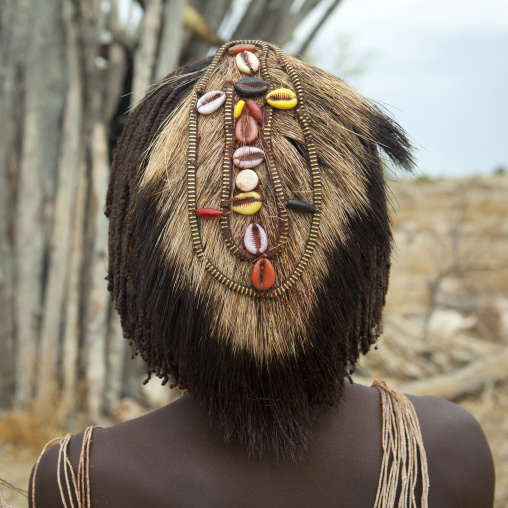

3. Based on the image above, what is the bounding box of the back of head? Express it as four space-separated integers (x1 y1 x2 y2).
106 41 413 459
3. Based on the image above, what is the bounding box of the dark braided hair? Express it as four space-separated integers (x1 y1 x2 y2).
105 43 412 459
106 56 213 379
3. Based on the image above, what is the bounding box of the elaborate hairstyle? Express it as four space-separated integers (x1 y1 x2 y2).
106 41 413 458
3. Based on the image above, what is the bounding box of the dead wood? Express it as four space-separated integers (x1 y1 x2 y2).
398 349 508 401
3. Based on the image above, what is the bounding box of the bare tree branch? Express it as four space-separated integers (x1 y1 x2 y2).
298 0 343 55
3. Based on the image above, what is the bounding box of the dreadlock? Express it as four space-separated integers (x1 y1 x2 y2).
105 42 413 459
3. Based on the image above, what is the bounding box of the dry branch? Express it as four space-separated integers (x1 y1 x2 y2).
132 0 164 106
399 348 508 401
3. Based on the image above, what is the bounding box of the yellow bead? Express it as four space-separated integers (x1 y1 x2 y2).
266 88 298 109
231 191 262 215
234 100 246 119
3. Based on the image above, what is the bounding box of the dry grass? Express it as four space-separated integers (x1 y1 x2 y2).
0 397 83 506
0 408 58 456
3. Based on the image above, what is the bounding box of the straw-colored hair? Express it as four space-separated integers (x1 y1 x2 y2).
106 41 413 458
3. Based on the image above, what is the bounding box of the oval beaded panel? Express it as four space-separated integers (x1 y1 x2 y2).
196 91 226 114
235 169 259 192
230 191 262 215
234 100 246 119
252 257 276 291
235 113 258 143
246 100 264 123
236 51 260 74
228 43 256 56
235 77 269 96
266 88 298 110
187 40 322 298
233 146 265 169
244 222 268 255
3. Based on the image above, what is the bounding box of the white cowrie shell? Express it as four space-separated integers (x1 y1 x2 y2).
236 51 260 74
233 146 265 169
196 91 226 114
244 222 268 256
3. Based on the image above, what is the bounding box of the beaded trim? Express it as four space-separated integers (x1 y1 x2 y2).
187 40 322 298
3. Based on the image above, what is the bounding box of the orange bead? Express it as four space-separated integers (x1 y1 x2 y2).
228 43 257 56
246 100 264 124
252 258 275 291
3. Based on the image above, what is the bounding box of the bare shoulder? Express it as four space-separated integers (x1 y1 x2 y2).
408 394 495 508
29 432 86 508
29 401 199 508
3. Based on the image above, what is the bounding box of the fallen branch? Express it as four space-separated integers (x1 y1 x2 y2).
399 348 508 401
353 348 508 401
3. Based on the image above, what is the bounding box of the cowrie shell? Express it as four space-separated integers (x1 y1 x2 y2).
235 169 258 192
244 222 268 256
266 88 298 109
235 113 258 144
233 146 265 169
231 191 262 215
252 257 275 291
235 77 269 96
236 51 259 74
196 91 226 114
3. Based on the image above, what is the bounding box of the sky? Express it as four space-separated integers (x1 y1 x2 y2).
301 0 508 178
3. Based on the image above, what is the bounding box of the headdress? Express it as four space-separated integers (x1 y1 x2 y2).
106 41 413 458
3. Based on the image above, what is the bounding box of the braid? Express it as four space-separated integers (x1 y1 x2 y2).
107 57 212 370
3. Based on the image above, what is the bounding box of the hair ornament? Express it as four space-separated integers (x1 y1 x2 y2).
236 51 260 74
188 40 322 298
266 88 298 109
234 100 246 118
196 90 226 114
235 76 269 96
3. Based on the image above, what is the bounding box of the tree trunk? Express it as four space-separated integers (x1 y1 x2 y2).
0 0 23 408
155 0 187 81
230 0 322 46
132 0 164 106
38 0 85 407
60 157 87 418
104 312 127 412
85 121 111 422
15 0 67 408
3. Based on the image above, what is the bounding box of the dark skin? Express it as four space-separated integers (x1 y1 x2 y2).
29 383 495 508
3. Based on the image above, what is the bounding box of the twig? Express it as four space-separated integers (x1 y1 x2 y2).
0 477 28 498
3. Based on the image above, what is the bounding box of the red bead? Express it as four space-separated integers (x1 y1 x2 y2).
252 258 275 291
196 208 224 218
246 100 264 124
228 44 256 56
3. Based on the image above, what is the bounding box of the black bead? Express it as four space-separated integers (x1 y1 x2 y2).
287 199 316 213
